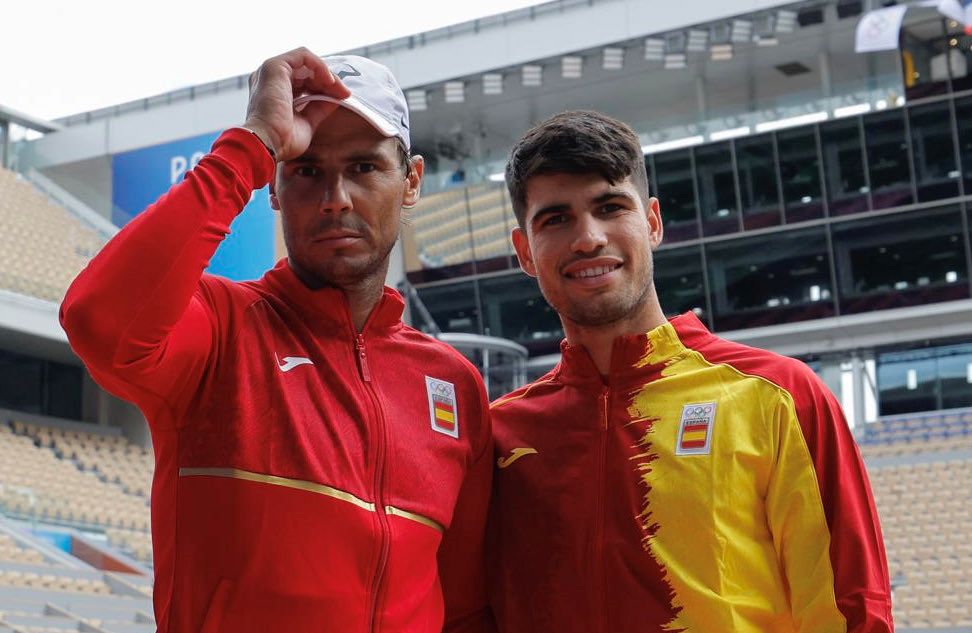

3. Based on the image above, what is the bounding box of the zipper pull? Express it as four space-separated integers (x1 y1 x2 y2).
355 334 372 382
600 388 610 431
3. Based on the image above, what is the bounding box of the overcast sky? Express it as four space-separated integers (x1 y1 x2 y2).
1 0 543 121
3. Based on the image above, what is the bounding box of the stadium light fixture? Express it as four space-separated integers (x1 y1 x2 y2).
561 56 583 79
488 172 505 182
687 29 708 52
644 38 665 61
406 89 428 112
664 53 687 69
754 111 828 132
482 73 504 95
776 9 797 33
666 32 687 54
709 126 751 141
834 103 871 118
444 81 465 104
710 44 734 61
753 14 777 46
641 135 705 154
602 47 624 70
731 19 753 43
522 64 543 87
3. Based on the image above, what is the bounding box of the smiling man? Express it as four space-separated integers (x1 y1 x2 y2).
60 48 493 633
487 110 893 632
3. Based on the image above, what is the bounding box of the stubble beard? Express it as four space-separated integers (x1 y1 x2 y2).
544 262 654 328
288 235 397 291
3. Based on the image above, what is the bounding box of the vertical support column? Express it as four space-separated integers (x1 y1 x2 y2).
695 75 708 131
851 352 867 431
819 50 833 104
0 120 9 170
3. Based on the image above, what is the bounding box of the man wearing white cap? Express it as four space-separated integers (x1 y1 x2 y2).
61 48 494 633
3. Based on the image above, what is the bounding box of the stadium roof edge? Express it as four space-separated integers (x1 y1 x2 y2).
53 0 806 127
0 104 61 134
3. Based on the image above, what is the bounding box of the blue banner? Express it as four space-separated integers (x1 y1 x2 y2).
111 131 276 281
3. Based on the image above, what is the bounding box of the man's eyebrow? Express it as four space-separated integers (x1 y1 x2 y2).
285 150 390 164
345 151 388 163
592 189 637 205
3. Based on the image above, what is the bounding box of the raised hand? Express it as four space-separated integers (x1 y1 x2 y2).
243 47 351 161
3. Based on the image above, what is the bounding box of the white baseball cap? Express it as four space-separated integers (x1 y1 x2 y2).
294 54 411 151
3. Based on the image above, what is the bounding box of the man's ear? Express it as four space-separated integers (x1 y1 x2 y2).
403 155 425 208
511 227 538 278
646 196 663 249
269 179 280 211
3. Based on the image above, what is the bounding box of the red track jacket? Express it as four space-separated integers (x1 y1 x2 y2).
60 128 493 633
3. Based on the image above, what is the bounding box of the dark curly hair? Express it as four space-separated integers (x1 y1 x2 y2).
505 110 650 228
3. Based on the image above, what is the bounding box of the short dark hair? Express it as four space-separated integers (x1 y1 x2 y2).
505 110 650 228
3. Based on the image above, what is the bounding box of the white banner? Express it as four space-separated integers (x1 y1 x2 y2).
855 5 910 53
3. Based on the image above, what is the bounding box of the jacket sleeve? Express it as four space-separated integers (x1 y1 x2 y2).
765 372 893 633
439 383 496 633
59 128 275 424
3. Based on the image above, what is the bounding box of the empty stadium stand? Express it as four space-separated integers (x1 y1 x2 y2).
0 167 108 303
861 408 972 629
0 513 154 633
0 421 152 564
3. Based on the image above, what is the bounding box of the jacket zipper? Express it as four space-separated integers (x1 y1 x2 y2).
594 386 609 633
355 333 372 382
356 333 389 632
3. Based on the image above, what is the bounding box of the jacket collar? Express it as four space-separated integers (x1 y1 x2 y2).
258 259 405 333
556 312 714 387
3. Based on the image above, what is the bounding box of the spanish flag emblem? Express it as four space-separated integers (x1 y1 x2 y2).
426 376 460 438
676 402 717 456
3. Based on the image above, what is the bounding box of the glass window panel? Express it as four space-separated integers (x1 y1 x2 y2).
46 362 82 420
938 344 972 410
863 109 914 210
832 206 969 314
694 142 740 236
654 246 706 321
0 350 43 414
953 95 972 194
909 101 960 201
652 149 699 242
777 128 824 223
705 227 834 331
735 134 782 230
878 348 938 416
478 273 563 356
820 118 869 216
415 281 480 336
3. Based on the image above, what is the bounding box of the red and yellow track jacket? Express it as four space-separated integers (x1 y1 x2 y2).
489 313 892 633
60 129 493 633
